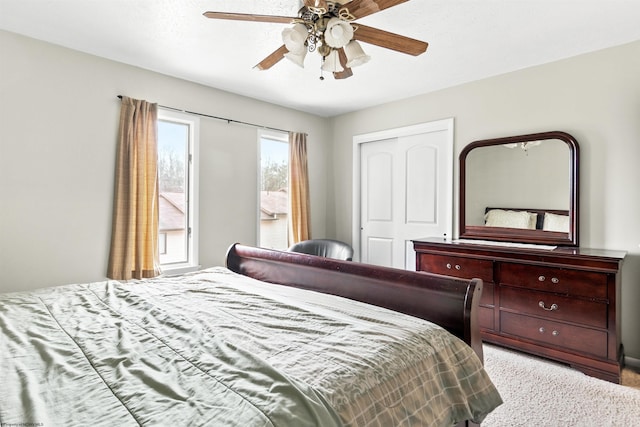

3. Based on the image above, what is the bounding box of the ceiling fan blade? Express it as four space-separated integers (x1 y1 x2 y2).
343 0 409 19
203 11 296 24
353 24 428 56
254 45 289 70
333 48 353 79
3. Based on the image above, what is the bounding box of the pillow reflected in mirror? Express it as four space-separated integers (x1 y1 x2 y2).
484 209 537 229
543 212 570 232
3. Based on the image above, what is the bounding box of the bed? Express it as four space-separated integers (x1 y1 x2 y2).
0 244 502 426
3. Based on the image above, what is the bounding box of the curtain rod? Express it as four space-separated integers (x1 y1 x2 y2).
117 95 296 135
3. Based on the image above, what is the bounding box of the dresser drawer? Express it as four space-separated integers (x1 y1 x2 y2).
500 263 607 299
417 253 493 282
500 287 607 329
501 312 608 358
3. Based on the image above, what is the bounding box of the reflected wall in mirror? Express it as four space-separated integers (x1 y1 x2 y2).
459 131 579 246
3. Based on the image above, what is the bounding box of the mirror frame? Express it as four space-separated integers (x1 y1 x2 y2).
459 131 580 246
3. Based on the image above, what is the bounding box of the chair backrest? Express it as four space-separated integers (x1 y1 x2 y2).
287 239 354 261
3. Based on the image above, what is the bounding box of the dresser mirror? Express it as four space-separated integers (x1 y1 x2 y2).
459 131 579 246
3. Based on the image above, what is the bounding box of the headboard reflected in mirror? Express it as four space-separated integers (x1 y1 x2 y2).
459 131 579 246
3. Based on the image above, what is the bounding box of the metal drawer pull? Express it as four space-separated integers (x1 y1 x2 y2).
551 277 560 284
455 264 461 270
538 327 560 336
446 263 452 269
446 263 462 270
538 275 545 282
538 301 559 311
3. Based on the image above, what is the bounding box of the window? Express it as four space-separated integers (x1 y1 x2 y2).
159 233 167 255
157 109 199 274
258 130 289 250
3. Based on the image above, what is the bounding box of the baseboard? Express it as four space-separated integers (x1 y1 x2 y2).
624 355 640 370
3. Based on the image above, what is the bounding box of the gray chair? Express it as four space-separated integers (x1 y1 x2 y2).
287 239 354 261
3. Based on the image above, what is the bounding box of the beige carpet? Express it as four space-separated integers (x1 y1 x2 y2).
482 345 640 426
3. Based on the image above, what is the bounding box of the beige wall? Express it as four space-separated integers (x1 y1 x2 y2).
329 40 640 359
0 30 331 292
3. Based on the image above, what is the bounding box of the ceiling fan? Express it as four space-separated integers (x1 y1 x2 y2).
203 0 428 80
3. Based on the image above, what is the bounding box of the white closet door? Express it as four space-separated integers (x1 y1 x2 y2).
355 119 453 269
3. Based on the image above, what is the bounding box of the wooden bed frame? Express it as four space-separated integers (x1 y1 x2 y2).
226 243 484 362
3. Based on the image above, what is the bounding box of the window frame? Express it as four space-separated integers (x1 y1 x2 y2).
257 129 289 249
159 232 167 255
157 108 200 275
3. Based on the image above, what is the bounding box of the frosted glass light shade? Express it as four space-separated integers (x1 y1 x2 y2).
284 49 307 68
344 40 370 67
321 49 344 72
324 17 353 48
282 23 308 54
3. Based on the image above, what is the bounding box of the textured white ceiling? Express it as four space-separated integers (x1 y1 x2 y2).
1 0 640 117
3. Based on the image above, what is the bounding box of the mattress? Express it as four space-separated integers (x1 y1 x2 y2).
0 267 501 426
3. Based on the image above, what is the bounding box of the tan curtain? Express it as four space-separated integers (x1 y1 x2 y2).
288 132 311 244
107 97 161 280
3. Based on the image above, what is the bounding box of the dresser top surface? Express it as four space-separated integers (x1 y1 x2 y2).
413 237 627 261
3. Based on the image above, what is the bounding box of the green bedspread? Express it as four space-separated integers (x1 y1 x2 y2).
0 267 501 426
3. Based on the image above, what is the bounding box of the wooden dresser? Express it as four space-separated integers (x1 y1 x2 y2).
413 237 626 383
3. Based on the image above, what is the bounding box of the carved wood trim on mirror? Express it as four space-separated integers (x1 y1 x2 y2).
459 131 579 246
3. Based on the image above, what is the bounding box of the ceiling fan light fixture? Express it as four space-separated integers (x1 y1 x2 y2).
344 40 370 68
282 23 308 54
324 17 354 48
284 49 307 68
203 0 429 80
321 49 344 73
311 0 328 10
317 43 332 57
